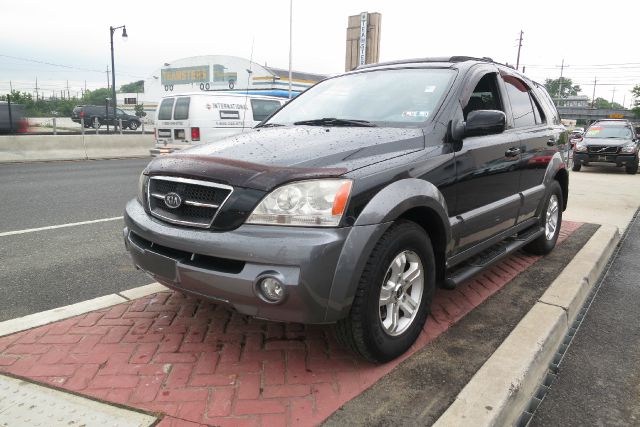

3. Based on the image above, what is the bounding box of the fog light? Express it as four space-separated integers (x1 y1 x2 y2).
258 277 285 302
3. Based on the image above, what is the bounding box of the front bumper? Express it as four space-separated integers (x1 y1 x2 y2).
574 152 637 166
123 199 382 324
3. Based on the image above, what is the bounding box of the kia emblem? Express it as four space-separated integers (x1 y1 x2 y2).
164 192 182 209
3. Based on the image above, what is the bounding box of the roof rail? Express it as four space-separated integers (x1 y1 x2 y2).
356 56 495 70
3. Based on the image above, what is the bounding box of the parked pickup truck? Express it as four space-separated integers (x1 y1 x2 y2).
124 56 569 362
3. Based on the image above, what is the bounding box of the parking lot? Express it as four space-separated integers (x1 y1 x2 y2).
1 156 639 425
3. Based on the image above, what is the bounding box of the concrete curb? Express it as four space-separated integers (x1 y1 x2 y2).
0 282 167 338
0 134 154 163
434 224 620 427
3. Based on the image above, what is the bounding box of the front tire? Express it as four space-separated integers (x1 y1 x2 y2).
625 156 638 174
523 180 563 255
129 121 139 130
336 221 435 363
572 160 581 171
91 117 101 129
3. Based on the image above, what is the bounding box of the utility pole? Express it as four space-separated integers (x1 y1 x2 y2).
9 80 12 93
66 80 70 99
515 30 523 71
622 94 626 109
557 59 565 102
591 77 597 108
611 87 616 105
35 77 39 101
106 66 110 90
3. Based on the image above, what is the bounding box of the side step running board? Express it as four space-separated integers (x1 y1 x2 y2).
443 226 544 289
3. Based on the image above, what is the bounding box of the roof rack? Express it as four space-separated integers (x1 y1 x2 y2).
356 56 495 70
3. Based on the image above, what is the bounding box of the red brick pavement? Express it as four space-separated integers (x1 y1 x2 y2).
0 222 582 426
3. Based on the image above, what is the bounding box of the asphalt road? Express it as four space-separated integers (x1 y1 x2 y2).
531 211 640 426
0 158 153 321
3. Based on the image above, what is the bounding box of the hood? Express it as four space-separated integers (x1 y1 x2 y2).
146 126 424 191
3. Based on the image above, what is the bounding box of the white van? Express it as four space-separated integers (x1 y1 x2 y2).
151 92 286 156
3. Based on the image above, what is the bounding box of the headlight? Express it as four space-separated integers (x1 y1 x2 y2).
620 143 637 154
574 143 587 152
137 172 149 205
247 179 353 227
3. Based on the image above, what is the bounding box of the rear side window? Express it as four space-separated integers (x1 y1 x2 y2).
535 84 561 125
251 99 282 121
158 98 174 120
503 76 536 128
174 97 190 120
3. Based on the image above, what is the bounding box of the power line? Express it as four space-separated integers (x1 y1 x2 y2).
0 53 146 79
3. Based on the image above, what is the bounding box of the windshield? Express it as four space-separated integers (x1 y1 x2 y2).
585 125 632 139
265 68 456 127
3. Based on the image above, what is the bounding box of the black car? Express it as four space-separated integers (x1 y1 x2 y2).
123 56 568 362
71 105 141 130
572 119 639 174
0 102 27 134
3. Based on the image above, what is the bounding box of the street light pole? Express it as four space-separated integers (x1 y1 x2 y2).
110 25 127 131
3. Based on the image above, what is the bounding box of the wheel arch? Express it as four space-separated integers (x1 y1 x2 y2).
554 167 569 210
396 207 448 284
324 178 451 322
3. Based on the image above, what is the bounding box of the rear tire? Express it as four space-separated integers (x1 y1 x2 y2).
523 181 563 256
129 121 139 130
335 220 435 363
91 117 101 129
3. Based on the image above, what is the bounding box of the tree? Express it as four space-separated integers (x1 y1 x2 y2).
82 88 112 106
593 98 623 109
1 90 33 104
544 77 581 98
134 103 146 118
632 85 640 119
120 80 144 93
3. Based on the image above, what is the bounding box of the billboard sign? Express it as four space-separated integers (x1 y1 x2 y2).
359 12 368 66
161 66 210 85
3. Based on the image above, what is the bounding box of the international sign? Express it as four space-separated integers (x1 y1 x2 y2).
161 66 210 85
359 12 368 66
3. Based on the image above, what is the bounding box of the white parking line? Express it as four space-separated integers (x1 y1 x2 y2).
0 216 123 237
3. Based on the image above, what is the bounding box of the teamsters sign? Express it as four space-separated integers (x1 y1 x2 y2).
161 66 210 86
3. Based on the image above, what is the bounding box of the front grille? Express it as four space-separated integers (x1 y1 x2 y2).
129 231 245 273
148 176 233 228
587 145 618 154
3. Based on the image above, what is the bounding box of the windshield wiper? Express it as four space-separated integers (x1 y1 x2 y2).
256 123 285 128
293 117 377 127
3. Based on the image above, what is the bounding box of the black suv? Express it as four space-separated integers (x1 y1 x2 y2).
572 119 639 174
123 56 568 362
71 105 141 130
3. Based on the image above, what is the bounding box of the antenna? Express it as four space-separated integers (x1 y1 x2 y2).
241 36 255 130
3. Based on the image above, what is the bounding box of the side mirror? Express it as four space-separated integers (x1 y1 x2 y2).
464 110 506 137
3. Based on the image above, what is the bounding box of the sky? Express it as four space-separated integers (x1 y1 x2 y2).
1 0 639 106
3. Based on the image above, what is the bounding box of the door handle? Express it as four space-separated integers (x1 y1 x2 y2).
505 147 521 157
547 138 556 147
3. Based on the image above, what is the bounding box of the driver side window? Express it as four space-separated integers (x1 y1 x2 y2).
463 73 504 120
